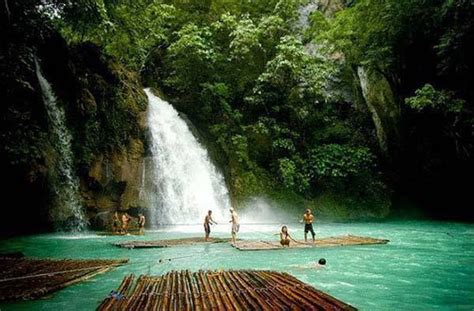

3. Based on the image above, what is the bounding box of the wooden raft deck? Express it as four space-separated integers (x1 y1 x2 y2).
98 270 356 311
232 235 389 251
114 237 231 249
0 257 128 301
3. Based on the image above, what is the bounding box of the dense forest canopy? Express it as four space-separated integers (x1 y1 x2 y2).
1 0 473 232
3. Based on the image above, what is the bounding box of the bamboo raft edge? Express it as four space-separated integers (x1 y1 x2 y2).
97 270 357 311
0 257 129 301
114 237 232 249
232 235 389 251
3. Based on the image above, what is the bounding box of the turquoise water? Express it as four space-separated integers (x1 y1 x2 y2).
1 221 473 310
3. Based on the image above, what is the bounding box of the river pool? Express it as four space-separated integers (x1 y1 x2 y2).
1 220 473 310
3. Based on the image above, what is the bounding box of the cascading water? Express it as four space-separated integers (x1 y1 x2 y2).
145 89 231 226
35 59 87 231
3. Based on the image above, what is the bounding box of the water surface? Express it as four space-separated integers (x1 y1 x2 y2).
1 221 473 310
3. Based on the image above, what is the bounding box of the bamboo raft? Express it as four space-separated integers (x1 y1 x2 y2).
0 257 128 301
98 270 356 310
232 235 389 251
114 237 232 249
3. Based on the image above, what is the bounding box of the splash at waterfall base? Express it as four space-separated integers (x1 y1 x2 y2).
143 89 231 227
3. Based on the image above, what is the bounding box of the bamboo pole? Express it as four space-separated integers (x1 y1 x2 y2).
212 272 235 311
188 269 202 311
259 271 315 309
197 271 216 310
181 270 193 311
243 271 281 309
161 272 172 311
233 271 274 311
98 270 356 311
153 275 166 310
221 271 248 310
122 275 146 310
203 271 225 311
281 273 356 310
225 271 261 310
97 274 130 311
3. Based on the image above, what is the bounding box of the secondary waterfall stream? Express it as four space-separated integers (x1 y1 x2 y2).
35 59 87 231
145 89 231 226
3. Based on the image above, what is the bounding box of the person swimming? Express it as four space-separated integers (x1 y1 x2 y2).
291 258 327 269
279 225 297 247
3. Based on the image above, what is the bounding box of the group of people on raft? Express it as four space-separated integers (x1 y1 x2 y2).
112 212 146 235
203 208 240 243
110 207 316 248
203 208 317 247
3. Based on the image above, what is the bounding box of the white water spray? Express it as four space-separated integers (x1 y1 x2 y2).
145 89 231 226
35 59 87 231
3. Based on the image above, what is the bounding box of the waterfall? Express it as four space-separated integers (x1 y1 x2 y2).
35 59 87 231
297 0 320 30
145 89 231 226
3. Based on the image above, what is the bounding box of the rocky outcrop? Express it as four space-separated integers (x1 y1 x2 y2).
0 5 148 233
357 66 401 157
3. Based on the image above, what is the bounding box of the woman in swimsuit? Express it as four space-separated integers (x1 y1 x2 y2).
280 226 297 247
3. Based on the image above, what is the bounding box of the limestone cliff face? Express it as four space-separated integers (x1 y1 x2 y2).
357 66 401 157
84 138 147 228
59 44 149 228
1 16 148 232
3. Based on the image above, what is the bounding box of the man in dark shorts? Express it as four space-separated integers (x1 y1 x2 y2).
204 210 217 241
301 209 315 242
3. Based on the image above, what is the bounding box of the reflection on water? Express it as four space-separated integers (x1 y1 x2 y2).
0 220 473 310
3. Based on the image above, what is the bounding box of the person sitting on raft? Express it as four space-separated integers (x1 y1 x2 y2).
204 210 218 241
279 225 297 247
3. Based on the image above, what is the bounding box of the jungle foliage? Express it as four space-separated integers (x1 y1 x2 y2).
4 0 473 218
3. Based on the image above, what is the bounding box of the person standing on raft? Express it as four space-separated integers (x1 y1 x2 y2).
122 213 131 234
112 212 121 234
229 208 240 244
204 210 217 241
138 213 146 235
301 209 316 242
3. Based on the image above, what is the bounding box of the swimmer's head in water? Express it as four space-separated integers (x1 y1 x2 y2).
318 258 326 265
306 209 311 214
281 226 288 233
